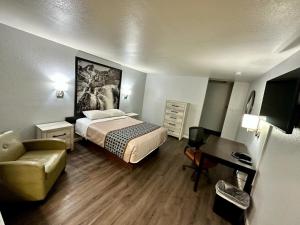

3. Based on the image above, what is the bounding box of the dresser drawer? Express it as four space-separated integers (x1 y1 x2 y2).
164 122 181 131
36 121 74 150
166 104 185 112
167 128 180 137
167 101 186 109
165 108 184 117
164 114 183 123
46 129 71 140
164 120 182 128
47 130 71 149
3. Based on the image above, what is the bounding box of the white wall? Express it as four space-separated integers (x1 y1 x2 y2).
0 23 147 139
221 81 250 140
142 74 209 137
200 81 233 132
236 49 300 225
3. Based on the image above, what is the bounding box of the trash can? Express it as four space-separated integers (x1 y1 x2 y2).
236 170 248 190
213 180 250 225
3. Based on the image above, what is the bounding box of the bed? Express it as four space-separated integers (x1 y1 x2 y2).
75 115 168 163
73 58 167 164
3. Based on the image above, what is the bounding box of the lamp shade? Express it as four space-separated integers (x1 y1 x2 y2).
242 114 259 131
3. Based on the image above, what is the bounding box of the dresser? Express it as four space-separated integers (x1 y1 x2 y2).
163 100 189 140
36 121 74 151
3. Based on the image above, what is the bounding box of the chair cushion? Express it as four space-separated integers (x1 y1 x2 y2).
18 150 65 173
0 131 26 162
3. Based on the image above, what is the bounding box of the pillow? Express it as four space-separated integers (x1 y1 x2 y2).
104 109 125 117
82 110 110 120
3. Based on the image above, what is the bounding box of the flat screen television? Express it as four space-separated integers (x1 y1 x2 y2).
260 68 300 134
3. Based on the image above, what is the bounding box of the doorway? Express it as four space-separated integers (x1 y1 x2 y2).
199 80 233 134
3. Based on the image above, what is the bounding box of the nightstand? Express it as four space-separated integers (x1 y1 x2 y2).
36 121 74 151
125 112 139 118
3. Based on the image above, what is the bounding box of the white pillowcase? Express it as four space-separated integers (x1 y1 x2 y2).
104 109 126 117
82 110 110 120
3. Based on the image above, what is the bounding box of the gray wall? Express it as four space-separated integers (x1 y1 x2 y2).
236 50 300 225
221 81 250 140
199 81 233 132
0 23 146 139
142 74 209 137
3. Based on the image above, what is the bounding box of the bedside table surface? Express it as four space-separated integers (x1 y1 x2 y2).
125 112 139 117
36 121 73 131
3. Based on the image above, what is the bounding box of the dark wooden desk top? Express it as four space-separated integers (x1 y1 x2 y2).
200 135 255 172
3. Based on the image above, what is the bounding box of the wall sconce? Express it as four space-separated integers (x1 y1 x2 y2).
123 89 132 100
241 114 260 137
54 80 68 98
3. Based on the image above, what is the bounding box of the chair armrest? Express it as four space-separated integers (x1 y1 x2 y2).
0 161 45 182
23 139 66 151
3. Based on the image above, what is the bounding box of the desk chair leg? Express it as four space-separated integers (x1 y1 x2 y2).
194 154 205 192
244 171 255 194
182 164 198 181
194 168 201 192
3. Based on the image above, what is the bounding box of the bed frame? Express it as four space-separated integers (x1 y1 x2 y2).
66 116 162 169
76 138 160 170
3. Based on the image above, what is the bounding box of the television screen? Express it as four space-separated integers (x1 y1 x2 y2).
260 69 300 134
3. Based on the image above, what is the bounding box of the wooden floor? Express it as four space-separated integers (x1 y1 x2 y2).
1 137 233 225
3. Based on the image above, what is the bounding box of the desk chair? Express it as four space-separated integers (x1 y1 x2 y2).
183 127 217 190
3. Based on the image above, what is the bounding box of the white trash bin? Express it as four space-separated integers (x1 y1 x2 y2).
213 180 250 225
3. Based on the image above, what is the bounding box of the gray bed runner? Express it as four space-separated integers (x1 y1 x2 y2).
104 122 160 158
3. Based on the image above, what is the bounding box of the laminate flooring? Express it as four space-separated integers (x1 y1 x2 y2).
1 137 233 225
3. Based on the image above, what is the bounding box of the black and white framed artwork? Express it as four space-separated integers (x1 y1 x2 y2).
75 57 122 116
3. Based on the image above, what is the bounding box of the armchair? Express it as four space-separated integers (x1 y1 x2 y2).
0 131 67 201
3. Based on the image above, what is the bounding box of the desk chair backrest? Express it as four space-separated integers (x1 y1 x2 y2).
188 127 207 149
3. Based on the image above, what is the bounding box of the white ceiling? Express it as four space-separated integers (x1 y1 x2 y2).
1 0 300 81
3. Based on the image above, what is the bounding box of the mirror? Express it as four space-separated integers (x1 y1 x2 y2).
245 90 256 114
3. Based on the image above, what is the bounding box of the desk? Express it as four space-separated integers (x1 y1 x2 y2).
195 135 256 194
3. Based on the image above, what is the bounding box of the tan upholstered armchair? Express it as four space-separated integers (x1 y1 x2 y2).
0 131 67 201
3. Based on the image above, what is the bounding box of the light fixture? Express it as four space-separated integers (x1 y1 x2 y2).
123 89 132 100
235 71 242 76
54 80 68 98
241 114 260 137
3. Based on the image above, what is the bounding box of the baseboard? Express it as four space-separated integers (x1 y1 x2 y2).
183 134 188 139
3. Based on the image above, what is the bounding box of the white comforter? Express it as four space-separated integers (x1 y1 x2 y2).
75 116 168 163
